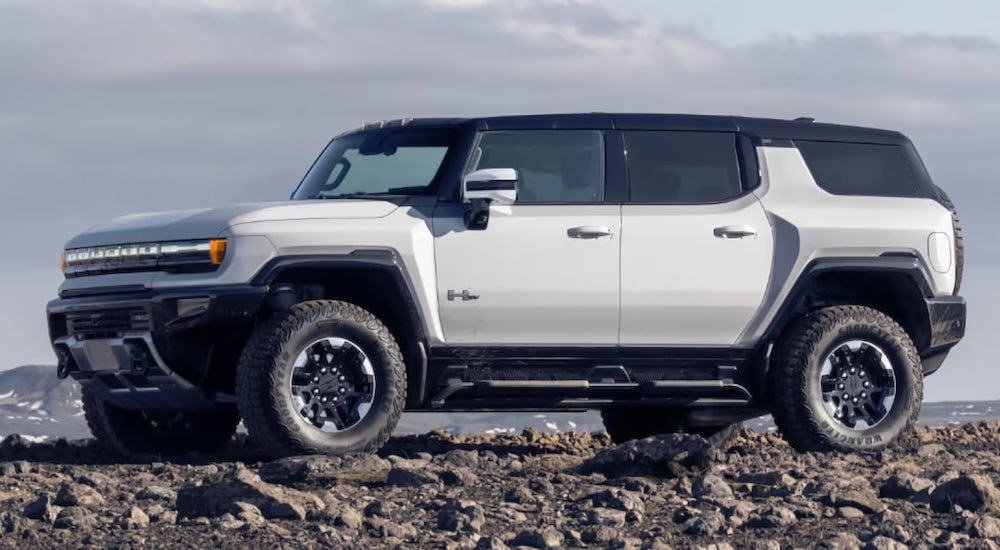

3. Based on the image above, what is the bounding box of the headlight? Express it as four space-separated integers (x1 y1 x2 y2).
62 239 227 278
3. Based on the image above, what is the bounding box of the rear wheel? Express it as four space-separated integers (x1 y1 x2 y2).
769 305 922 452
236 300 406 457
600 408 741 447
82 386 239 458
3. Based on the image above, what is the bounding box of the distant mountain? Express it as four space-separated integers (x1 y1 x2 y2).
1 364 997 441
0 365 87 440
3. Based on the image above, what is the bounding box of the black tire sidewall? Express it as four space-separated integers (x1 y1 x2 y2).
801 318 920 451
268 309 403 454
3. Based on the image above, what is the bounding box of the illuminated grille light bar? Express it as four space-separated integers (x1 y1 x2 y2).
62 239 226 278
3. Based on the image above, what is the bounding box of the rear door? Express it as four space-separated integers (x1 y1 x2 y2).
618 130 774 345
433 130 621 345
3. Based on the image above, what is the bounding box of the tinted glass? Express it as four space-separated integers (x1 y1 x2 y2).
797 140 917 197
293 128 457 199
469 130 604 203
624 131 742 203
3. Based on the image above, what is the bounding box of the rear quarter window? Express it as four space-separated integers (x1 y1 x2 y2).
796 140 917 197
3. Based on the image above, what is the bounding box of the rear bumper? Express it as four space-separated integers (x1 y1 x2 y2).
46 285 267 410
921 295 966 375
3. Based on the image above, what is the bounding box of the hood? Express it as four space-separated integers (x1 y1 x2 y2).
65 200 401 248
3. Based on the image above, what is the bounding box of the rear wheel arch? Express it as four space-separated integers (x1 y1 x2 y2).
753 258 934 400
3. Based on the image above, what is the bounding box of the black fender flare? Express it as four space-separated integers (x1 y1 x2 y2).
250 249 430 406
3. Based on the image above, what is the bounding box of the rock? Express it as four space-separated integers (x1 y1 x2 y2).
120 506 150 529
513 527 565 548
747 505 797 528
135 485 177 501
864 535 908 550
879 474 935 499
258 455 343 484
175 464 324 520
385 466 440 487
819 532 864 549
54 483 105 508
973 516 1000 539
365 516 418 539
477 537 511 550
693 474 733 501
504 485 536 503
440 467 478 487
589 488 646 512
23 494 58 523
363 500 395 518
582 526 619 544
579 434 713 478
53 507 98 530
229 501 266 526
585 508 628 527
0 463 17 476
437 500 485 533
334 506 363 530
825 489 885 514
930 474 1000 513
838 506 866 519
73 470 115 489
682 511 725 536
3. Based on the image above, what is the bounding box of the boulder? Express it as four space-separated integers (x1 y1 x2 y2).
23 494 57 523
54 482 105 508
175 464 324 520
930 474 1000 513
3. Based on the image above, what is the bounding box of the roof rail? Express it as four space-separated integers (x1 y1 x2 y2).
794 117 816 122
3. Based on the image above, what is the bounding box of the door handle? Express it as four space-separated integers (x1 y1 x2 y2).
713 225 757 239
568 225 614 239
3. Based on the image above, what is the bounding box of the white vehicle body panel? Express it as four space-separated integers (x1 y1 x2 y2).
433 204 620 345
736 145 957 347
619 193 773 345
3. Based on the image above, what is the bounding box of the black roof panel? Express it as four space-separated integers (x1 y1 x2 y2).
342 113 907 144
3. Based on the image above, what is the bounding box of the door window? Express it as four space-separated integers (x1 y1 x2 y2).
624 131 742 203
468 130 604 203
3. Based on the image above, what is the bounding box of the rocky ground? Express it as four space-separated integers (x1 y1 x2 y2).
2 424 1000 549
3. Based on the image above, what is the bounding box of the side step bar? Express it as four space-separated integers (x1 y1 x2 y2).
428 365 753 409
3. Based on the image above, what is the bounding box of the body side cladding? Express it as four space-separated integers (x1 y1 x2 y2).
251 250 430 407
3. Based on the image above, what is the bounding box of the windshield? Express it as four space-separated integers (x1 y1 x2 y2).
293 128 459 200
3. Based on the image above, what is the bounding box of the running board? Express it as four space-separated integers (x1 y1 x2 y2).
427 364 753 409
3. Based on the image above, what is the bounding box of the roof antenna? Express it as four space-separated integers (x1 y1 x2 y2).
794 117 815 122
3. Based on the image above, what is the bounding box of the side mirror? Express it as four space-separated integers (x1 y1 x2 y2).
462 168 518 205
461 168 518 230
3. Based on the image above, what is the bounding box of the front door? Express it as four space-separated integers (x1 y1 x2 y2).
433 129 620 345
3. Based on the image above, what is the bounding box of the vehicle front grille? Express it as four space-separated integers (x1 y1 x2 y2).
66 308 151 340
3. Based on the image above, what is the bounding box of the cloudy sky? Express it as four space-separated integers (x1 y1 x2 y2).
0 0 996 401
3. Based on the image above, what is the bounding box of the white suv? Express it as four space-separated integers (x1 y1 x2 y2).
46 113 966 457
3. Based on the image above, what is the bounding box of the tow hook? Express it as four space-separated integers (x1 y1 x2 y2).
56 349 76 379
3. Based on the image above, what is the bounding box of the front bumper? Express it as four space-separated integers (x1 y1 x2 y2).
47 285 267 410
921 295 966 375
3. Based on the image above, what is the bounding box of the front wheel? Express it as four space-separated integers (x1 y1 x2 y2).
236 300 406 457
769 305 922 452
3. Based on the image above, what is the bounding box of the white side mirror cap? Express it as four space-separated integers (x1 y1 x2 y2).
463 168 518 205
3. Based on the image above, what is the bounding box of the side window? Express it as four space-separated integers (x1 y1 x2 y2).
624 131 742 203
796 140 917 197
468 130 604 203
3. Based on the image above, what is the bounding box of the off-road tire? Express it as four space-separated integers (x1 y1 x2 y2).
935 185 964 293
236 300 406 457
81 385 239 458
600 408 742 447
769 305 922 452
